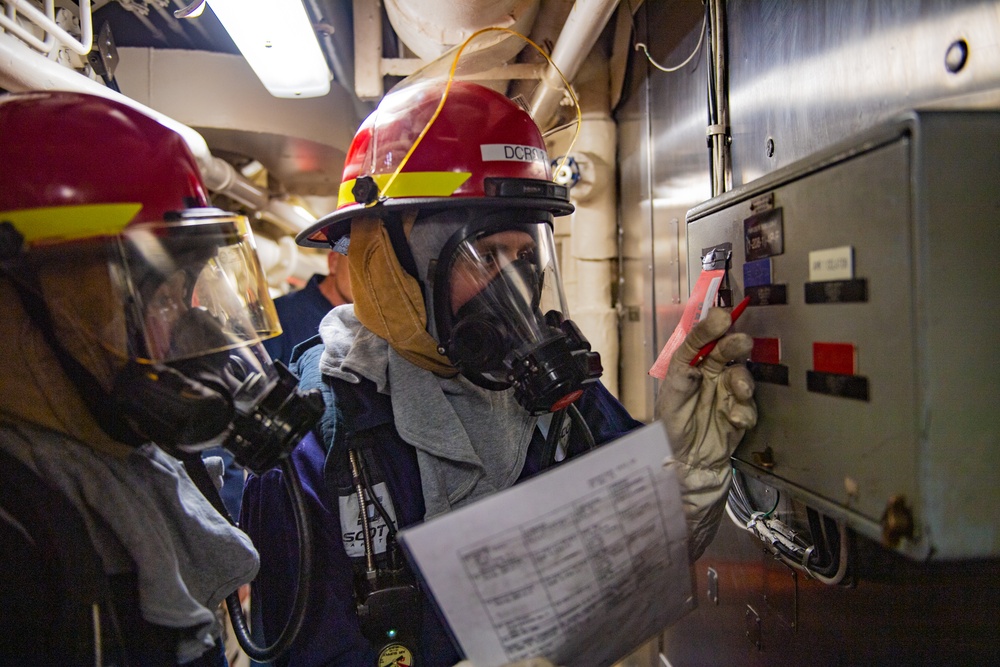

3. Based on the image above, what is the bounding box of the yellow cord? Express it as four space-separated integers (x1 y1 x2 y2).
377 26 582 202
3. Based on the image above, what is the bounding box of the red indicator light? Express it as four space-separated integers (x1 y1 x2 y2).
751 337 781 365
813 342 856 375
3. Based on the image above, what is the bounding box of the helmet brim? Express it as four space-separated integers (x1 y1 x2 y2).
296 195 575 250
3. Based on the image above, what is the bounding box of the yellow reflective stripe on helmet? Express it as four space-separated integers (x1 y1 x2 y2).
337 172 472 208
0 203 143 244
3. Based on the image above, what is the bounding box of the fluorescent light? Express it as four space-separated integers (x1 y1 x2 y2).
208 0 331 98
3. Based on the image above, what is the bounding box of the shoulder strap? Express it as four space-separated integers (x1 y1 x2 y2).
325 376 394 455
288 333 323 366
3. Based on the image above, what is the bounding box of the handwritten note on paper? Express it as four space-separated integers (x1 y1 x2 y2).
398 423 694 667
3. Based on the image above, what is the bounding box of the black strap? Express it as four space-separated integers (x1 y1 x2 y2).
384 214 421 281
539 409 569 469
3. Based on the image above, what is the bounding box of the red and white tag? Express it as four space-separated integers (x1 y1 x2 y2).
648 269 725 379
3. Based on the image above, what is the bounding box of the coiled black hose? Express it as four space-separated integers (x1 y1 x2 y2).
225 457 312 663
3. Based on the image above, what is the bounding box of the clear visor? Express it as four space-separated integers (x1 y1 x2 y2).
360 29 581 193
121 214 281 363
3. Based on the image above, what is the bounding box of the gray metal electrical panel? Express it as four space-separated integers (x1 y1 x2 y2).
685 112 1000 560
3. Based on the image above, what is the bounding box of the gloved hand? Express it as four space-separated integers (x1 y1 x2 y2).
655 306 757 562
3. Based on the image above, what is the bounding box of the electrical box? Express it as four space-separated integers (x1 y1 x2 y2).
685 112 1000 560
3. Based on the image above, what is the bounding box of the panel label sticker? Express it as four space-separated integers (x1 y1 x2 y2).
807 371 870 401
743 258 772 288
749 362 789 386
744 208 784 261
751 337 782 365
747 284 787 306
804 279 868 304
809 246 854 282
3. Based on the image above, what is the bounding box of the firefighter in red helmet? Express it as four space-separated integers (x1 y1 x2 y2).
242 79 756 667
0 91 321 665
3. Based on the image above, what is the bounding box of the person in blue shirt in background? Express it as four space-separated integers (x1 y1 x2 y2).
264 250 353 368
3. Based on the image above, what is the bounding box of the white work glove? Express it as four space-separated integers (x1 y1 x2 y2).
656 307 757 562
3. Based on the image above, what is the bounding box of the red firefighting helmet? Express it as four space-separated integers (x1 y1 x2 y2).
0 91 280 363
0 91 210 245
297 80 574 249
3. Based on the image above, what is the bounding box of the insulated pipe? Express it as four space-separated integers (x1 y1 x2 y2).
201 156 269 211
529 0 620 129
252 234 297 289
568 117 616 260
383 0 539 61
554 51 620 396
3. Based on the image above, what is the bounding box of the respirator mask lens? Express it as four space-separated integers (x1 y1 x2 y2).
112 214 322 466
434 217 602 414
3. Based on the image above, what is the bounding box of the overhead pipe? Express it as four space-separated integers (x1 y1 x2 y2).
383 0 539 61
0 0 92 56
529 0 620 129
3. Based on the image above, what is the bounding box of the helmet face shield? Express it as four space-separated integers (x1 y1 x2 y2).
121 213 281 364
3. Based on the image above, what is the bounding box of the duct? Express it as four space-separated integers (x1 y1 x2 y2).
529 0 621 129
383 0 540 62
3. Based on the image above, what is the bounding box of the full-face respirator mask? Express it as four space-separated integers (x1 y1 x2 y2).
424 209 603 415
0 209 322 473
113 210 323 471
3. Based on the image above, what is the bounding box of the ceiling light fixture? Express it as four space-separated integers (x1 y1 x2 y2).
176 0 332 99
